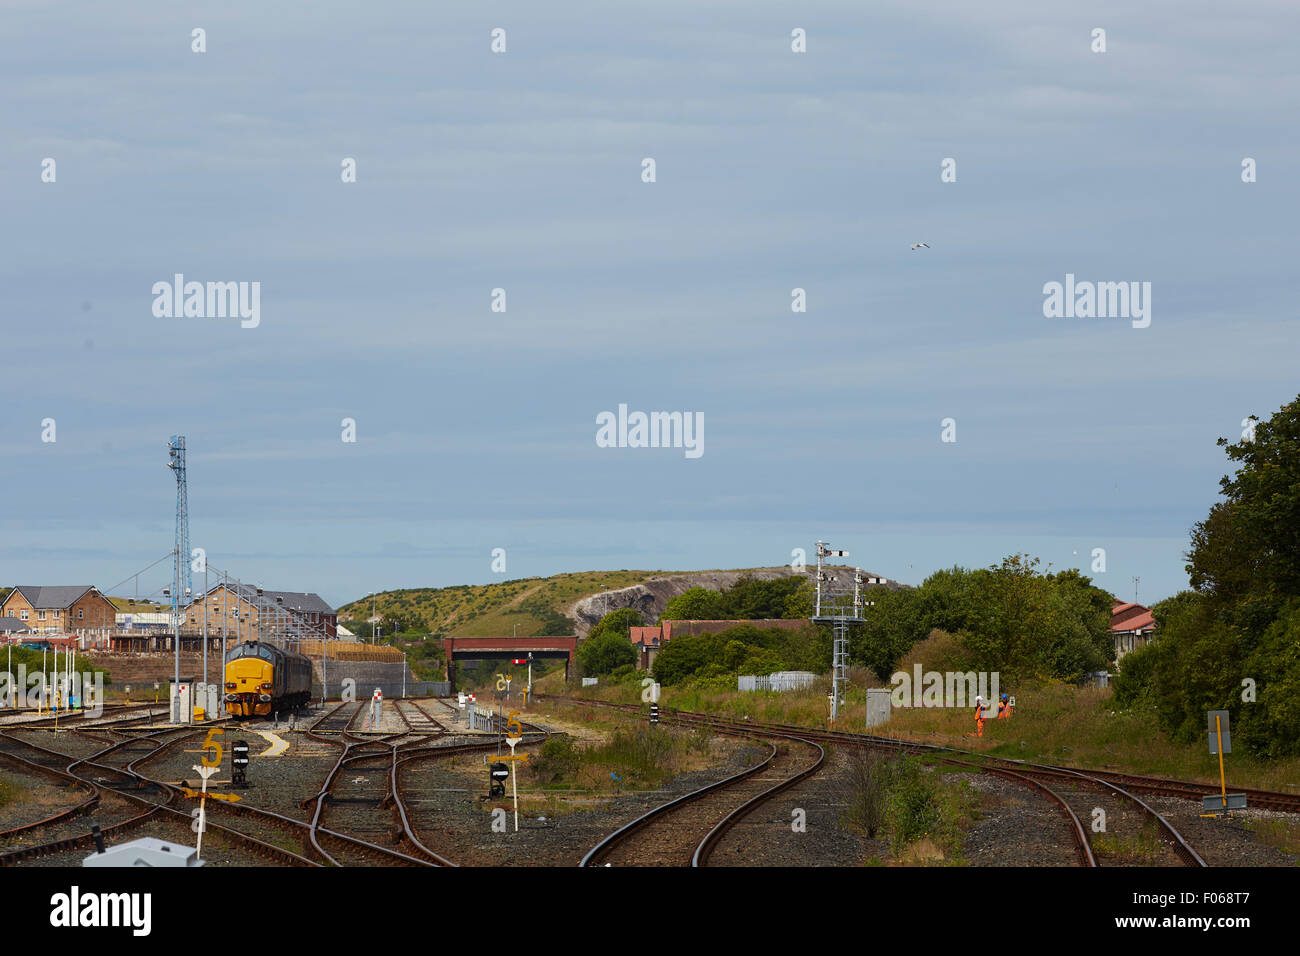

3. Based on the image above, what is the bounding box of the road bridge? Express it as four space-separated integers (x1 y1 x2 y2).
441 635 578 686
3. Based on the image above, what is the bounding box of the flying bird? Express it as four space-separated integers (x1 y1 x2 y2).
910 242 930 250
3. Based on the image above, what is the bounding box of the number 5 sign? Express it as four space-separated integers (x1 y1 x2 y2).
201 728 224 768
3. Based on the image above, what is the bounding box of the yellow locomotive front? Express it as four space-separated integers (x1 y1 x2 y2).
224 649 275 717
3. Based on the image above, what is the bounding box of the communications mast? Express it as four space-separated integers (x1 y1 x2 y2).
167 436 191 721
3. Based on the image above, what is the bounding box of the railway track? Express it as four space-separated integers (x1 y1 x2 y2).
960 761 1097 867
397 699 447 734
677 710 1199 867
0 725 315 866
302 702 425 865
972 761 1205 866
547 695 1300 809
309 701 363 734
579 727 825 867
297 699 544 865
388 732 549 866
5 702 161 731
1 697 542 868
548 695 1224 868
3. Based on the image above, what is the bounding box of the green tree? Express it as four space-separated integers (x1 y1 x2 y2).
652 633 713 685
1116 395 1300 758
856 587 927 678
717 575 808 619
588 607 644 640
660 587 722 622
577 629 637 676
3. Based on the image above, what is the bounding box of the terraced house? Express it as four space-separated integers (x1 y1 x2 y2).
183 583 338 640
0 585 116 638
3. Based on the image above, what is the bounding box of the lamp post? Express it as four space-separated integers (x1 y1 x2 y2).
321 626 328 708
164 578 178 722
201 566 208 691
216 587 226 716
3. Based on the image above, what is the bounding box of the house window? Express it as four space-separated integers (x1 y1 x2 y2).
19 610 28 620
38 611 46 621
78 609 84 620
53 610 60 619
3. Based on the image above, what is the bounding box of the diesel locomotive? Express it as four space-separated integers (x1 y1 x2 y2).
223 641 312 717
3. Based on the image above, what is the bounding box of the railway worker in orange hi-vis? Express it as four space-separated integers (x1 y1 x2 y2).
973 695 986 737
997 694 1011 719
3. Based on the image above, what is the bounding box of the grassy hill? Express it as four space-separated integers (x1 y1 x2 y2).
336 567 814 638
337 570 656 637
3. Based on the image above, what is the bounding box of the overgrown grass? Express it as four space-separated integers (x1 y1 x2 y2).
1243 818 1300 859
840 749 892 838
839 753 976 864
524 725 717 791
0 773 26 809
269 832 306 856
555 664 1300 792
884 681 1300 792
1093 821 1165 865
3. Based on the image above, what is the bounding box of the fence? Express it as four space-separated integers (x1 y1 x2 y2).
300 640 404 662
738 671 818 693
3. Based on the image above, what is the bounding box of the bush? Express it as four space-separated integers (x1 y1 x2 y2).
588 608 644 640
591 727 677 787
840 749 894 838
884 759 942 852
577 629 637 676
529 734 581 785
1111 640 1158 709
659 576 814 623
650 623 826 686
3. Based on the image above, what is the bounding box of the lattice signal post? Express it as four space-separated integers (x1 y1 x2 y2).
811 541 858 723
810 542 889 723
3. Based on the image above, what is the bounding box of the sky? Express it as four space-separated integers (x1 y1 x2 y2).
2 1 1297 610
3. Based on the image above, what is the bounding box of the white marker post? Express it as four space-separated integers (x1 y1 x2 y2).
506 736 520 832
191 764 218 859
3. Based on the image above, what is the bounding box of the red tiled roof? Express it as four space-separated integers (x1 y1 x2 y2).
629 626 661 647
1111 602 1155 633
